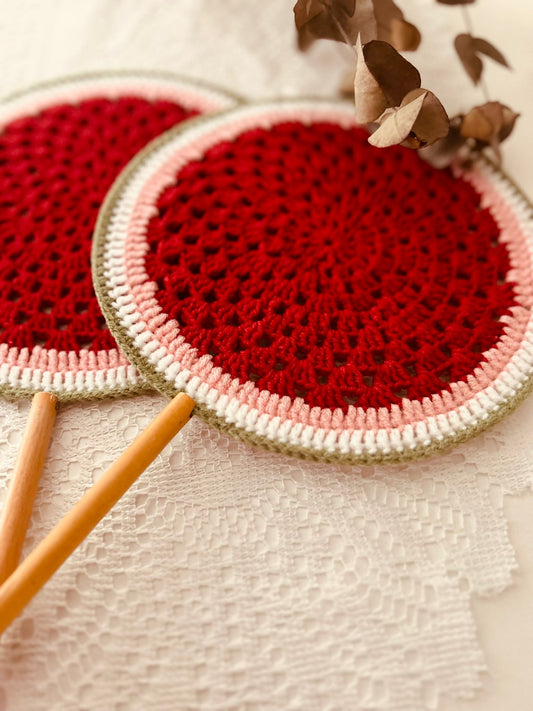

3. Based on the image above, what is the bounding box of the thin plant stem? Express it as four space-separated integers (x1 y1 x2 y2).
461 4 490 102
330 9 358 56
460 5 474 35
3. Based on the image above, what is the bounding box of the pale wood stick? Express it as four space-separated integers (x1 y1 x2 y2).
0 392 57 584
0 392 194 635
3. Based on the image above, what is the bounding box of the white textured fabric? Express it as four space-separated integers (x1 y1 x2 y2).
0 2 532 710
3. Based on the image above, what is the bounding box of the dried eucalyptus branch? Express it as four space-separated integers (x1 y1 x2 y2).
293 0 518 165
446 2 518 163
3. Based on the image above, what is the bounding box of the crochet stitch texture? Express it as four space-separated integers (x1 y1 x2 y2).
0 74 234 398
93 101 533 463
144 121 515 411
0 97 193 352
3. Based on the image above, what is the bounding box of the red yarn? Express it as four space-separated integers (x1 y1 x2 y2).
144 121 516 411
0 96 196 352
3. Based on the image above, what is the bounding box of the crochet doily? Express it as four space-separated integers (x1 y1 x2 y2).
0 73 234 400
94 100 533 464
1 2 532 709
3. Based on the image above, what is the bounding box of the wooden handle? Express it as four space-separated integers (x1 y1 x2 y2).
0 392 57 584
0 392 195 635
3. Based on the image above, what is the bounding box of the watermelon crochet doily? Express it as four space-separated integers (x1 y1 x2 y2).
0 73 234 399
93 100 533 463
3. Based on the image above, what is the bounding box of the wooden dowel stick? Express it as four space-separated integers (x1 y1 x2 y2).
0 392 57 584
0 392 194 636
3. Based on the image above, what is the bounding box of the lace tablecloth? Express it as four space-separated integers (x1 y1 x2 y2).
0 2 532 710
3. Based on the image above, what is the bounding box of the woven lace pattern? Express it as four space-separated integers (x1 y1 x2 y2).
1 393 533 710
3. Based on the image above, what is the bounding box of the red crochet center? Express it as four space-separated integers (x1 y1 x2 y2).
144 121 517 412
0 96 197 353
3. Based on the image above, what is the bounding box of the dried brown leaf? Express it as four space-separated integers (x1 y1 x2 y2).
472 38 509 67
454 34 482 83
293 0 420 51
335 0 356 14
419 118 468 169
354 36 388 122
455 34 510 85
400 88 449 148
294 0 324 31
372 0 402 37
294 0 356 30
372 0 421 51
353 0 378 44
296 24 315 50
363 40 421 106
368 91 427 147
498 105 519 142
294 0 328 48
293 0 359 46
461 105 496 142
351 0 420 48
460 102 519 164
390 18 421 52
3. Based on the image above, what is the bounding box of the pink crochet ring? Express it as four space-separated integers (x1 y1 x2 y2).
93 100 533 464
